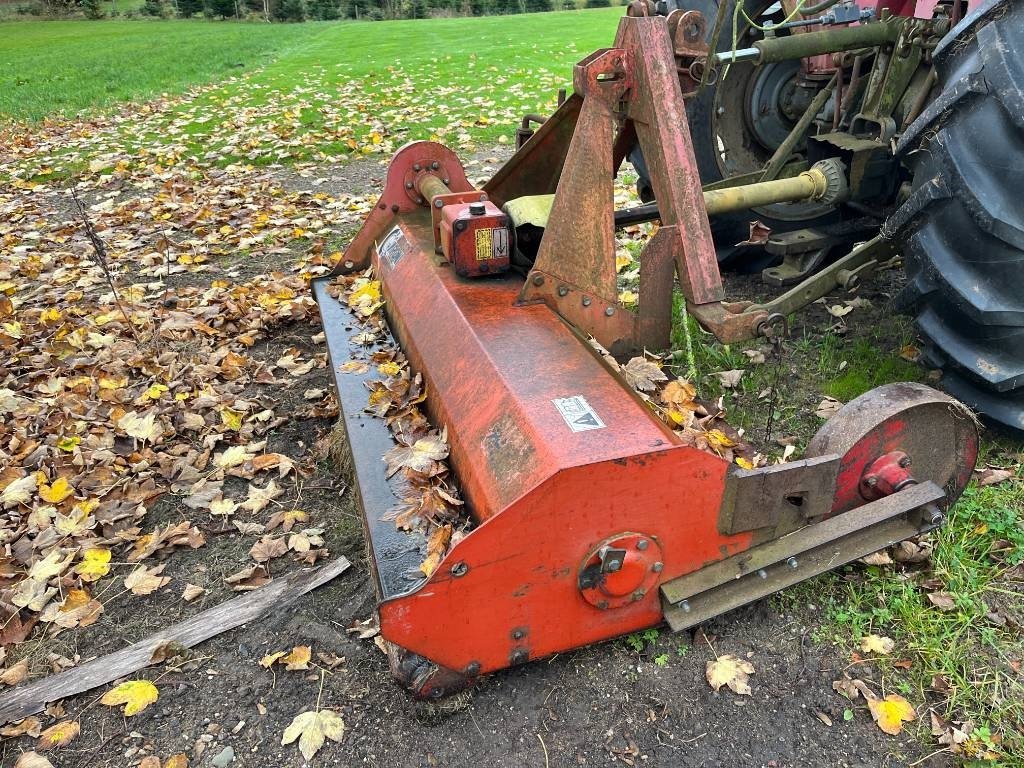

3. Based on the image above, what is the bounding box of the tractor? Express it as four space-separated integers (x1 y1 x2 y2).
311 0 1013 697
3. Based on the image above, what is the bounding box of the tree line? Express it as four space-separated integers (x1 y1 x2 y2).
32 0 613 21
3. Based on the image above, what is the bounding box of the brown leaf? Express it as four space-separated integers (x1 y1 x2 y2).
1 717 42 737
14 752 54 768
240 480 284 514
927 591 956 611
124 564 171 596
974 467 1014 487
814 396 843 419
249 536 288 563
182 584 206 602
621 357 667 392
37 719 80 750
713 369 745 389
384 433 449 478
419 524 452 578
282 645 311 671
1 658 29 686
706 654 755 695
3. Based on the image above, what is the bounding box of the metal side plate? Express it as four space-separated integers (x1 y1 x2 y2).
312 276 427 602
661 481 946 632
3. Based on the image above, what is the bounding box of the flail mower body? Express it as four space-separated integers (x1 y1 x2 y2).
313 15 978 698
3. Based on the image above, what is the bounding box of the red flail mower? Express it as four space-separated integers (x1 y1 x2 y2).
313 5 985 698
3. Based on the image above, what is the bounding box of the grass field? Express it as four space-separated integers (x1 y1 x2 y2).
0 19 313 121
2 8 1022 761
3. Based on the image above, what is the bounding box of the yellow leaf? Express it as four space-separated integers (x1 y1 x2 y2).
859 634 895 655
867 693 916 735
100 680 159 716
56 436 80 452
281 709 346 760
39 308 62 324
615 254 633 272
164 754 189 768
735 457 754 470
705 429 737 452
220 408 244 431
260 651 286 668
282 645 311 671
74 549 111 582
37 719 80 750
377 361 401 377
143 384 168 400
39 477 74 504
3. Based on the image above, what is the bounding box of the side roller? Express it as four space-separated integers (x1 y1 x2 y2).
312 15 979 699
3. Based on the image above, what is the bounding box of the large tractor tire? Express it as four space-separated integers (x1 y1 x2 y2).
889 0 1024 432
632 0 841 266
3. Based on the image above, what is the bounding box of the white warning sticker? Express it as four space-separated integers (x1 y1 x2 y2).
552 396 606 433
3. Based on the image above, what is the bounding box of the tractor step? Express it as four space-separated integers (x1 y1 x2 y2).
312 276 428 602
661 481 946 632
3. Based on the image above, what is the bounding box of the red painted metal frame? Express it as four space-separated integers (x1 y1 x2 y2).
371 214 751 678
513 16 766 354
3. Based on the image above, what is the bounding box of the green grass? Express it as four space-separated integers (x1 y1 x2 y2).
0 19 314 121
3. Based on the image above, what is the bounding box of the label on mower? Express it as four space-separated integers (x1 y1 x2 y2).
552 396 606 433
378 226 410 270
474 227 508 261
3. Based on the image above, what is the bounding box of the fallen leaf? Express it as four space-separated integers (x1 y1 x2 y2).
182 584 206 602
1 658 29 686
815 396 843 419
117 411 162 442
260 651 286 668
250 536 288 563
419 524 452 577
240 480 284 513
860 634 895 655
39 477 75 504
927 591 956 611
867 693 916 735
621 357 667 392
37 719 80 750
74 548 112 582
384 434 448 478
14 752 54 768
2 474 37 509
1 717 42 737
124 564 171 596
974 467 1014 487
282 645 311 671
706 654 754 695
100 679 159 715
713 369 745 389
281 709 346 760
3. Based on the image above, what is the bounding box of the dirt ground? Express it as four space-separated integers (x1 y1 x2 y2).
1 154 946 768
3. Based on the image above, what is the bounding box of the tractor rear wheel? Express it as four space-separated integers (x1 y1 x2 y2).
890 0 1024 432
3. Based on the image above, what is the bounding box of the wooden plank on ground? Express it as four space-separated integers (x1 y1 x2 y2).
0 556 351 725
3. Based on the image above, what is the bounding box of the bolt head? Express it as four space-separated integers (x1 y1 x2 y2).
899 455 912 468
597 600 609 610
786 557 799 569
434 199 444 208
652 562 663 573
632 589 646 601
511 629 525 640
582 296 592 307
343 261 354 269
636 539 648 551
413 164 421 172
604 307 614 317
405 181 414 189
680 600 691 613
866 476 878 487
532 273 544 286
465 661 481 676
557 286 569 297
431 161 440 170
451 561 468 577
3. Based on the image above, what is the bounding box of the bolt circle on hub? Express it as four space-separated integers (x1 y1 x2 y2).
578 533 663 609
